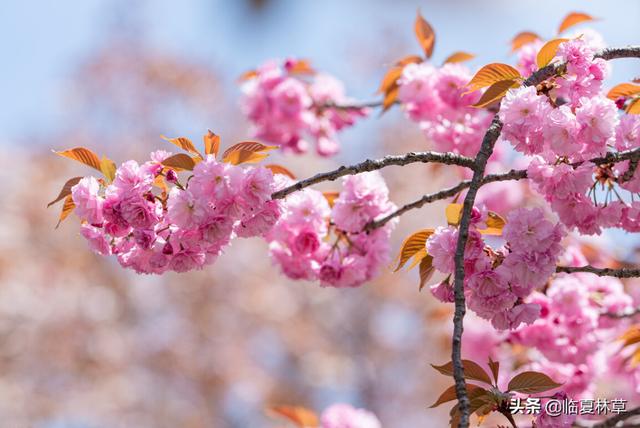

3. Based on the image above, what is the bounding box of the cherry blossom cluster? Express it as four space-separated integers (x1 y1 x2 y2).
320 404 381 428
428 208 565 330
71 151 281 274
397 62 494 157
240 59 367 156
510 245 634 399
266 172 397 288
500 38 640 235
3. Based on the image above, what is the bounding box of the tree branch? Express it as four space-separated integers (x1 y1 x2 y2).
575 405 640 428
603 306 640 319
557 265 640 278
451 116 503 428
596 45 640 60
271 151 475 199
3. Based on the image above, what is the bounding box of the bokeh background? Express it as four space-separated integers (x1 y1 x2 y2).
1 1 639 427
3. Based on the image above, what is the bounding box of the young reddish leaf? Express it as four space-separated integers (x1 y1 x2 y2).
633 77 640 84
161 153 196 171
161 135 203 159
406 248 427 271
510 31 541 52
488 357 500 384
203 130 221 157
448 388 495 427
267 406 319 427
443 51 475 65
265 164 296 179
418 254 435 291
238 69 258 82
445 203 463 226
55 147 102 172
465 63 521 92
48 177 82 208
381 84 399 113
153 175 168 193
56 195 75 229
536 38 569 68
478 211 507 236
322 191 340 208
222 142 278 165
431 360 493 386
430 383 483 408
620 326 640 347
558 12 596 34
414 11 436 58
606 83 640 100
100 156 117 183
378 67 403 94
395 55 423 67
394 229 434 271
507 371 563 394
472 79 519 108
627 98 640 114
287 59 315 75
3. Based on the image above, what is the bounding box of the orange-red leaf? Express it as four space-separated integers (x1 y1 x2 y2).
287 59 315 75
628 98 640 115
607 83 640 100
443 51 475 65
222 141 277 165
472 79 519 108
558 12 596 34
267 406 319 427
510 31 541 52
488 357 500 384
414 11 436 58
322 191 340 208
238 69 258 82
161 135 202 159
508 371 562 394
445 203 464 226
265 164 296 179
382 84 399 113
536 38 569 68
161 153 196 171
55 147 102 172
203 130 221 157
395 229 434 271
378 66 404 94
478 211 507 236
100 156 117 182
465 63 521 92
48 177 82 208
56 195 75 229
395 55 423 67
431 360 493 386
418 254 435 291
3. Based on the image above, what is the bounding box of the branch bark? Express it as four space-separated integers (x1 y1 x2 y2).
575 405 640 427
557 265 640 278
271 151 474 200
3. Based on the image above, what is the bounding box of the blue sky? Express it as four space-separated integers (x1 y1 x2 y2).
1 0 639 142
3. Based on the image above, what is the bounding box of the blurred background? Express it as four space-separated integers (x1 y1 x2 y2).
0 1 639 427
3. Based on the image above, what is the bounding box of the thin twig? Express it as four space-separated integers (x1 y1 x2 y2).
557 265 640 278
574 405 640 427
602 306 640 319
271 151 475 199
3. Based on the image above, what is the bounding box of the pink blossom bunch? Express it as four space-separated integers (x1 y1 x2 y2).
397 62 493 156
71 151 281 274
240 59 367 156
515 39 544 77
508 245 633 398
555 39 608 107
427 208 565 330
267 171 396 288
320 404 381 428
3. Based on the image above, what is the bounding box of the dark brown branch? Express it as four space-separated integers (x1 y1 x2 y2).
271 151 475 199
575 405 640 428
557 265 640 278
603 306 640 319
451 116 504 428
316 100 384 110
596 45 640 60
